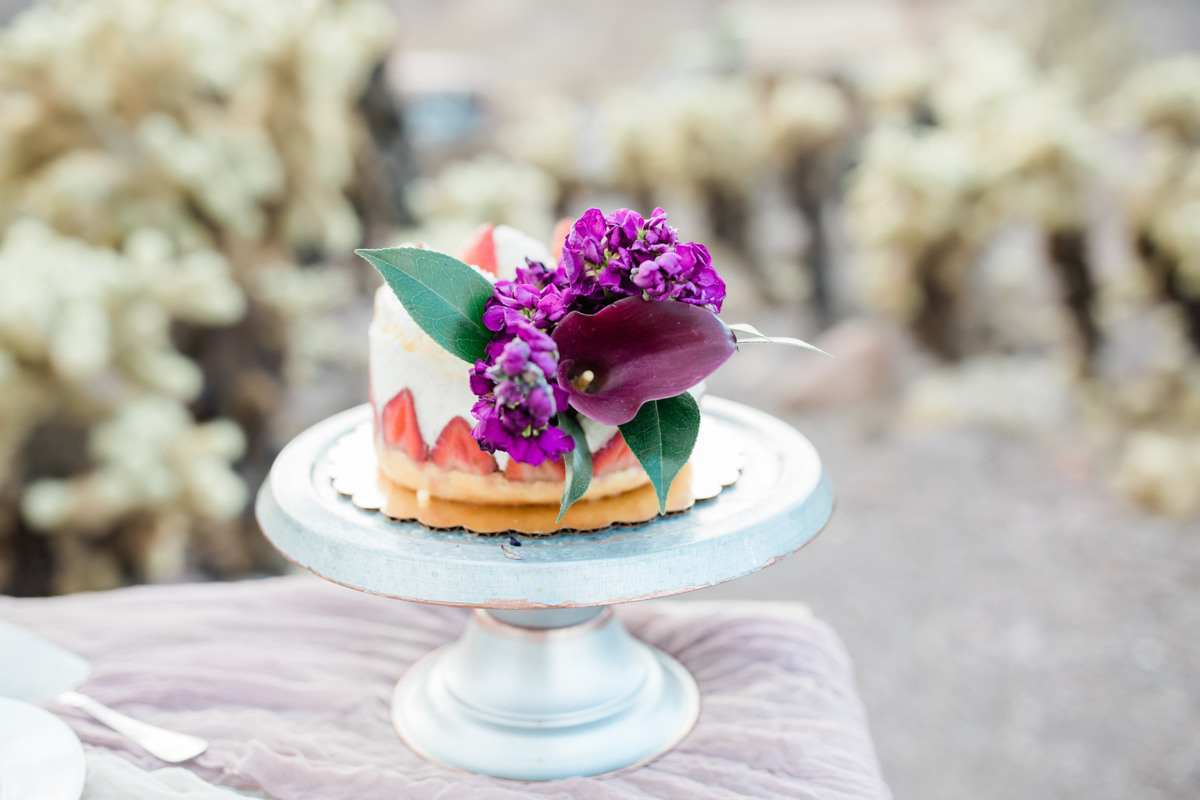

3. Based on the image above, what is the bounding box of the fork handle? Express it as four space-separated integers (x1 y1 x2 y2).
56 690 208 763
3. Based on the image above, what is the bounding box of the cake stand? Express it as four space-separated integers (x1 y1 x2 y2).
256 397 833 781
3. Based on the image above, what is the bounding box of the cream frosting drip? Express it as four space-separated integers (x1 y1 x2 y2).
578 415 620 454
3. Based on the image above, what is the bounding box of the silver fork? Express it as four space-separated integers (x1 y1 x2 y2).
56 690 208 762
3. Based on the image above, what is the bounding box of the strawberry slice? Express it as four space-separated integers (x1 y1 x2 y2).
593 433 640 477
431 416 497 475
506 458 566 482
456 223 498 275
381 389 427 462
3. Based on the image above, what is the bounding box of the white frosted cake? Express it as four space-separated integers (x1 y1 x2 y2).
368 224 649 505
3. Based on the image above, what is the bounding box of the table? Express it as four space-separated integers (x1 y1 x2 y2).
0 576 891 799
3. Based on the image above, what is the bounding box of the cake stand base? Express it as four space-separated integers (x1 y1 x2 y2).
391 607 700 781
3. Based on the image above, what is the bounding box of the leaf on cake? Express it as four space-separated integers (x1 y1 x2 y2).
618 392 701 515
357 246 495 364
555 412 593 520
726 323 831 356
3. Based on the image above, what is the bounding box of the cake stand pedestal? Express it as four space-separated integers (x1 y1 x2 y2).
256 398 833 781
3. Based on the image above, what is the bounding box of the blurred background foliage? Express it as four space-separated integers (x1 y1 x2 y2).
0 0 398 593
1 0 1200 595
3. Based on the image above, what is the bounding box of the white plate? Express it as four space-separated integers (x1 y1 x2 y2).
0 620 91 702
0 697 86 800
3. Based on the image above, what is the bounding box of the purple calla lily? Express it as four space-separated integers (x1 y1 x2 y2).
551 296 737 425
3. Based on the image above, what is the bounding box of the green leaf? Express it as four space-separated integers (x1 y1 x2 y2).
725 322 832 356
618 392 700 515
357 246 495 364
555 413 593 521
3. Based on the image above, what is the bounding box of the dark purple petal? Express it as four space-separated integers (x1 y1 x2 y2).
505 436 546 466
516 257 554 287
629 242 725 312
484 335 512 359
469 358 492 387
469 317 573 464
509 431 567 466
576 208 607 240
608 208 643 243
551 296 736 425
551 384 569 410
536 424 575 455
497 339 530 375
526 384 557 418
481 303 506 332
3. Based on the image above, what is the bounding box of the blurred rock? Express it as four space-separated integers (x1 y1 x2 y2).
902 355 1074 434
775 316 895 409
1112 431 1200 518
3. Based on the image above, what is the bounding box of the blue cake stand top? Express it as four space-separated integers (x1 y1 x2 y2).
256 397 833 609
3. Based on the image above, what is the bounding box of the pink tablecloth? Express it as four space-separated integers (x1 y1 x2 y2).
0 575 890 800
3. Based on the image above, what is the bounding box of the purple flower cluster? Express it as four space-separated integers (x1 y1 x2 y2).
561 207 725 313
467 207 728 464
481 269 569 332
469 323 573 466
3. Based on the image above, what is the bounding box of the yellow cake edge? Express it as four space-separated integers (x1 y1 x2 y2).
374 440 652 506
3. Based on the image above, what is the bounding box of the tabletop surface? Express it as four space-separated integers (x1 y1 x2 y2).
256 397 833 608
0 576 890 800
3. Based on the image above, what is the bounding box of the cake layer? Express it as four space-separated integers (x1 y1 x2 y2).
372 381 646 503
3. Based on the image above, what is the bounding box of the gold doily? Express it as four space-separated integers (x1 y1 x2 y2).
327 417 743 535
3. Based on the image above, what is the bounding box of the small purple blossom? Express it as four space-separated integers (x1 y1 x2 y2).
482 280 570 333
559 207 722 311
469 323 573 466
516 257 568 290
631 242 725 312
497 338 530 376
560 208 638 303
608 208 641 242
